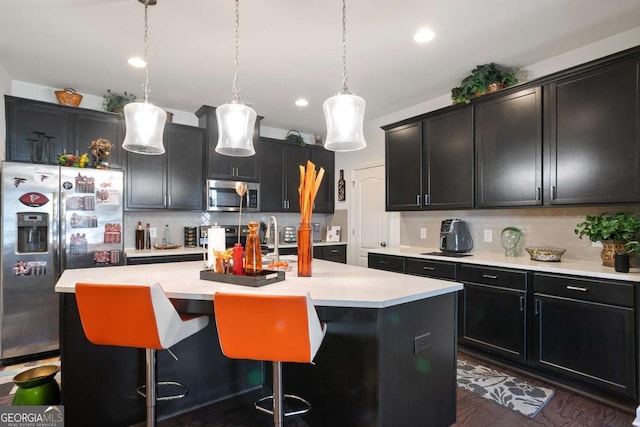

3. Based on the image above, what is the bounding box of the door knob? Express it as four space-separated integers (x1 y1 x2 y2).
380 242 387 247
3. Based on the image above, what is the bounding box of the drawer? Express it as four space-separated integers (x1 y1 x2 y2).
316 245 346 258
368 253 405 273
406 258 456 280
533 274 634 308
459 265 526 291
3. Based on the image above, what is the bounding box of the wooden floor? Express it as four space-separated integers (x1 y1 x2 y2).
158 353 636 427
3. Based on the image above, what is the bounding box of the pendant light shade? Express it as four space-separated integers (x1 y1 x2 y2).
323 0 366 152
215 102 257 156
323 91 366 151
122 102 167 154
216 0 256 157
122 0 166 155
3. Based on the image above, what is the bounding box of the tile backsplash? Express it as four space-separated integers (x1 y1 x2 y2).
400 206 640 262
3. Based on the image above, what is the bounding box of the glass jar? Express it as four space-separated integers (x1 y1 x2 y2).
244 222 262 276
297 223 312 277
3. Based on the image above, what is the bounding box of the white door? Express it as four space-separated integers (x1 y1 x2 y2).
351 165 387 267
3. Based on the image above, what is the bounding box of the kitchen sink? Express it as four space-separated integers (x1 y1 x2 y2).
421 251 472 258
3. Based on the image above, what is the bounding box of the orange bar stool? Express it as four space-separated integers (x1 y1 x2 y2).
214 291 327 427
75 282 209 427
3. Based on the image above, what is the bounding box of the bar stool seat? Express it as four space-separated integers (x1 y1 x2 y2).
75 282 209 427
214 290 326 427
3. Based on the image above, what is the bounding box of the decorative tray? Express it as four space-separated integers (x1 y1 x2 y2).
525 247 566 262
153 243 182 249
200 269 285 287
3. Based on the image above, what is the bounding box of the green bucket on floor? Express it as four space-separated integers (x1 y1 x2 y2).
12 365 60 406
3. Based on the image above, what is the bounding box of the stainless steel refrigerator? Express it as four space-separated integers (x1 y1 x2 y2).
0 161 124 361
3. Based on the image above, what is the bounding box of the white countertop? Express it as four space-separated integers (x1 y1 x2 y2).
55 256 461 308
368 246 640 282
124 241 347 258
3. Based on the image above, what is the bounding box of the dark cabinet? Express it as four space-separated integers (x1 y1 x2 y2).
195 105 261 181
72 111 124 169
548 59 640 204
260 138 334 213
313 245 346 263
126 123 205 210
475 87 542 207
367 253 405 273
405 258 456 280
384 121 422 210
459 265 527 361
533 274 636 397
423 107 474 209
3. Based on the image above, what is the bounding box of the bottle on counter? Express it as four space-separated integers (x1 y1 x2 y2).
162 224 171 246
145 223 151 249
135 222 144 250
244 221 262 276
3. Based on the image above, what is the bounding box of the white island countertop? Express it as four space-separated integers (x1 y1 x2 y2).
55 257 461 308
369 246 640 282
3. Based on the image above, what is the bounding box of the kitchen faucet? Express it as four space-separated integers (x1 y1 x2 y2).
267 216 279 263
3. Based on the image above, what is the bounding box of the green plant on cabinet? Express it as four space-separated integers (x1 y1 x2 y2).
451 63 518 105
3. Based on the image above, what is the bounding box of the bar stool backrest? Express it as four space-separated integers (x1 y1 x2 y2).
76 282 201 350
214 291 325 363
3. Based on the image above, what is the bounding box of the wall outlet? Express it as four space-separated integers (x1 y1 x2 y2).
414 332 431 354
592 241 603 247
484 229 493 242
420 227 427 239
150 227 157 238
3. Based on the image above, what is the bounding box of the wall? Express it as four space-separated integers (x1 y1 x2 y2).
0 62 10 161
335 25 640 259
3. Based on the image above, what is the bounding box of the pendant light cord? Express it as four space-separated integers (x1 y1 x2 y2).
143 3 151 103
341 0 348 93
231 0 241 102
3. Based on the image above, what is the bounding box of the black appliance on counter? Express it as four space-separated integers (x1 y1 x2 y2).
439 219 473 253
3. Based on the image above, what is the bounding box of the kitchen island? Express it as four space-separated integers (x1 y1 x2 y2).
55 257 462 426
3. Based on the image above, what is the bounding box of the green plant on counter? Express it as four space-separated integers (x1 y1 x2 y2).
103 90 137 115
574 212 640 243
451 63 518 105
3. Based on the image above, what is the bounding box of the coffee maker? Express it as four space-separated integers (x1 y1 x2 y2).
439 219 473 253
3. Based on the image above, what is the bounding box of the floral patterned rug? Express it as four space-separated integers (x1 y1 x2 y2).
457 358 555 418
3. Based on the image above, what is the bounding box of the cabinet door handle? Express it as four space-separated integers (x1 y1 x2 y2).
424 194 430 206
378 260 389 265
423 266 436 271
536 187 541 201
519 296 524 312
566 285 588 292
416 195 421 205
168 196 171 206
481 274 498 279
534 299 540 315
551 185 557 200
164 195 167 206
331 249 339 253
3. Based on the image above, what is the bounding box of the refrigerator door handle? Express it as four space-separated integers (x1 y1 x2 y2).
57 191 65 276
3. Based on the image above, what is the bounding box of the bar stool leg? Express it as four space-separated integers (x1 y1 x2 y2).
273 361 283 427
146 348 156 427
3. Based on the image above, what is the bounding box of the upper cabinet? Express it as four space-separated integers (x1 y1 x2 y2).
548 59 640 205
475 87 542 207
384 121 423 211
260 137 335 213
126 123 205 210
5 96 125 169
384 107 474 211
195 105 261 182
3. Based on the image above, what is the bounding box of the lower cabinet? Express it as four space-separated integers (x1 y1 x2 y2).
459 265 527 362
533 273 636 398
313 244 346 264
405 258 456 280
368 253 405 273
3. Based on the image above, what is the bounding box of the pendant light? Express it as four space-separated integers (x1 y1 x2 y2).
215 0 257 157
122 0 167 155
323 0 366 152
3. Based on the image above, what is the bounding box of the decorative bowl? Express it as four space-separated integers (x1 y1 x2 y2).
526 247 566 262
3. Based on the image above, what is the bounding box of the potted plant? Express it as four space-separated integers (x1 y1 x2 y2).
451 63 518 105
103 90 137 115
574 212 640 267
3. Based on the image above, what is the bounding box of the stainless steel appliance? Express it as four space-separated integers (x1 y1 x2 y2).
439 219 473 253
206 180 259 212
1 162 124 361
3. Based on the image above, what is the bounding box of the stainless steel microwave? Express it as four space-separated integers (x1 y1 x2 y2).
206 180 259 212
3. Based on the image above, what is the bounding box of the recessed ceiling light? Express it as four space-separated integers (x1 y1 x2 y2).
295 98 309 107
413 28 435 43
127 57 147 68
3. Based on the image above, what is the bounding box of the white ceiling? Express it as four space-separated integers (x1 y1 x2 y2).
1 0 640 135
